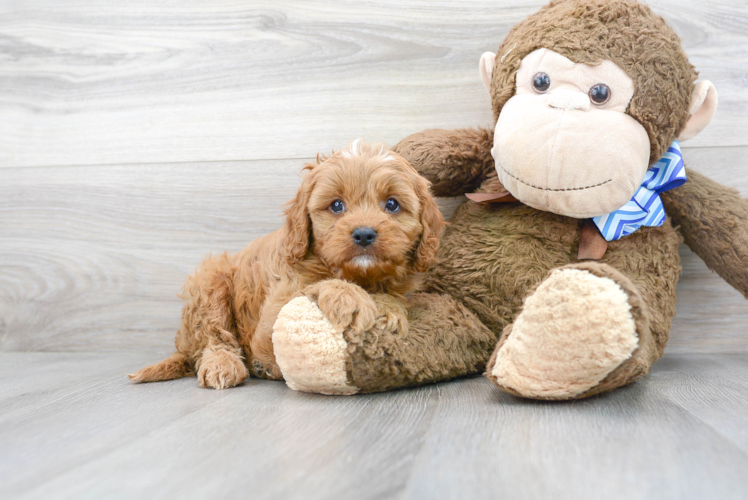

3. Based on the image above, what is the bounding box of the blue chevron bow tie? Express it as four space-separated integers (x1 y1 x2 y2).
592 141 686 242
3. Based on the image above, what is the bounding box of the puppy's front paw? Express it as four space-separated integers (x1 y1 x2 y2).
372 294 409 335
303 279 377 333
197 347 249 390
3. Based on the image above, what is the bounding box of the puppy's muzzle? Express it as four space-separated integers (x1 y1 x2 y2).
352 226 377 247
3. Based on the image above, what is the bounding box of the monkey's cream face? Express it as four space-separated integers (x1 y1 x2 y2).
491 48 651 218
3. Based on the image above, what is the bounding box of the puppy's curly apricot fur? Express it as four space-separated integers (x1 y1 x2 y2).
129 140 444 389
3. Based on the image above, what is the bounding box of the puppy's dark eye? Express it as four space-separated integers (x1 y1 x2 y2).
330 200 345 213
589 84 611 104
384 198 400 213
532 72 551 93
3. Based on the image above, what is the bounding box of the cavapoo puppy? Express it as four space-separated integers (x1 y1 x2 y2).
129 140 445 389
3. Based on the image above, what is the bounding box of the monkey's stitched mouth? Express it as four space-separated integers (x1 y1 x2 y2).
499 165 612 192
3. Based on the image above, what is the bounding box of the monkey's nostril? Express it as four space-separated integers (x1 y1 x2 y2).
352 227 377 247
547 89 590 111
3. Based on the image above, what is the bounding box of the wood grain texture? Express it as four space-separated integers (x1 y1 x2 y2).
2 352 747 500
647 354 748 452
1 147 747 353
2 2 747 498
0 0 746 169
0 158 306 351
402 358 748 500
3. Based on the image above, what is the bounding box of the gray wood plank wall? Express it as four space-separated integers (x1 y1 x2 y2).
1 0 747 353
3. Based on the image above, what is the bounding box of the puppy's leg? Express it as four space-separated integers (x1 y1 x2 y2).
197 343 248 390
301 279 377 334
129 255 248 389
183 254 248 389
247 288 296 381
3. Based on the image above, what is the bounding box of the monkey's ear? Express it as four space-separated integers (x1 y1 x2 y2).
479 52 496 95
678 81 718 142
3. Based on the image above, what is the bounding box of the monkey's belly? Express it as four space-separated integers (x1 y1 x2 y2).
426 201 682 346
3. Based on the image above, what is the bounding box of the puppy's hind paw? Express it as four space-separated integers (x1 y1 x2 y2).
196 347 249 390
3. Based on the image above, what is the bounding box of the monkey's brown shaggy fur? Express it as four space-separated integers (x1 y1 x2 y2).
129 141 446 389
273 0 745 398
380 0 748 399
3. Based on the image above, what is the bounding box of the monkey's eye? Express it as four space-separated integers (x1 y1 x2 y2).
532 72 551 93
589 84 611 105
330 200 345 213
384 198 400 213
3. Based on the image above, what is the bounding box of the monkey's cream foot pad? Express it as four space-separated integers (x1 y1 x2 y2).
273 296 359 395
489 268 639 399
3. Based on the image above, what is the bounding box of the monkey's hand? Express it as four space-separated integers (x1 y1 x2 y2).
661 169 748 298
392 127 496 197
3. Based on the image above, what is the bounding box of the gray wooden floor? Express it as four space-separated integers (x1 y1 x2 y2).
1 1 748 499
2 352 748 500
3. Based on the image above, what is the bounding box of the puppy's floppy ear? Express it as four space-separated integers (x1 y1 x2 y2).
283 167 315 264
412 175 445 273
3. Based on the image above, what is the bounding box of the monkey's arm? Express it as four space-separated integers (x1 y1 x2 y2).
661 169 748 298
392 127 495 197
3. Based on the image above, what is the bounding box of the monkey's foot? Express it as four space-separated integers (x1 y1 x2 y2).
272 296 359 395
486 266 650 400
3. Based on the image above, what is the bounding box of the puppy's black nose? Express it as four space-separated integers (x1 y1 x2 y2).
352 227 377 247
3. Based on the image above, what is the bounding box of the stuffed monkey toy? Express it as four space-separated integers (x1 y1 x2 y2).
272 0 748 399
